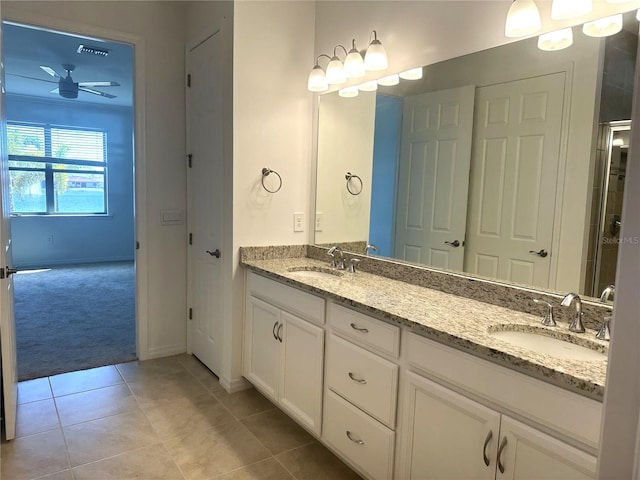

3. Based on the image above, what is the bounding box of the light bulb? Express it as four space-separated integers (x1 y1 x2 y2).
583 14 623 37
551 0 591 20
377 74 399 86
358 80 378 92
344 41 365 78
399 67 423 80
505 0 542 38
538 28 573 51
338 86 359 98
326 56 346 84
307 65 328 92
364 31 388 71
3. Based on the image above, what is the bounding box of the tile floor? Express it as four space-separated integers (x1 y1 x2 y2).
2 354 363 480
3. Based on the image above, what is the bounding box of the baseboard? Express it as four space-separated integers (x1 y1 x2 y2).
146 344 187 360
220 375 252 394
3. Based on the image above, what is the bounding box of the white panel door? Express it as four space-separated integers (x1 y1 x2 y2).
187 31 223 374
497 416 596 480
394 86 475 270
398 372 501 480
465 73 564 288
0 17 18 441
279 311 324 435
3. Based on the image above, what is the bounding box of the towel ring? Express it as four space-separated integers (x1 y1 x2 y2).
345 172 363 196
261 167 282 194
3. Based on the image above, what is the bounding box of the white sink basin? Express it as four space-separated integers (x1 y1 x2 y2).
287 267 344 280
489 329 607 361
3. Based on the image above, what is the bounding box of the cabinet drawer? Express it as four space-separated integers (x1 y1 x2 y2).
328 303 400 358
326 334 398 428
323 390 395 480
247 272 325 325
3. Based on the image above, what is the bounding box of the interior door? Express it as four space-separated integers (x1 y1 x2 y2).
0 16 18 441
187 30 223 375
394 86 475 270
464 73 564 288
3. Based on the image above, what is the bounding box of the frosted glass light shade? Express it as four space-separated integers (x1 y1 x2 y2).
326 57 346 84
365 40 388 71
338 86 359 98
378 74 400 86
307 65 328 92
505 0 542 38
358 80 378 91
582 14 623 37
399 67 423 80
538 28 573 51
551 0 591 20
344 50 366 78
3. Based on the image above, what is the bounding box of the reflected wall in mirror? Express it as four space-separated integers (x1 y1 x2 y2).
314 13 638 298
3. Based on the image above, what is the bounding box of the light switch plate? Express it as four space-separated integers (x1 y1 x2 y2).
293 212 304 232
315 212 324 232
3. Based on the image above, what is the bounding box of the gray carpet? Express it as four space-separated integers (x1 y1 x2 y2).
14 261 137 381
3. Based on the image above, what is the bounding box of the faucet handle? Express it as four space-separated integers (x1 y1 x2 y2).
596 315 612 341
533 298 556 327
348 258 361 273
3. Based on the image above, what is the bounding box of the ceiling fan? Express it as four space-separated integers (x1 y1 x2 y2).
39 64 120 99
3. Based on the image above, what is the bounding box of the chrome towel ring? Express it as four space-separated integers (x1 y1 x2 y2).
261 167 282 193
345 172 363 196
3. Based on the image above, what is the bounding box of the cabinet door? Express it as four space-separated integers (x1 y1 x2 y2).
243 296 280 401
279 311 324 435
398 372 501 480
497 416 596 480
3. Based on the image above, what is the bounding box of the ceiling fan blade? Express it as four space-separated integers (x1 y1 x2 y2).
78 81 120 87
78 86 116 99
6 73 57 84
40 66 63 79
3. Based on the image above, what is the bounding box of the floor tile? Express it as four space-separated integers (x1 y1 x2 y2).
16 398 60 438
143 393 235 440
128 370 211 407
55 383 139 426
33 470 74 480
176 354 226 395
64 409 159 467
212 457 294 480
72 443 184 480
241 409 314 455
1 429 70 480
49 365 123 397
164 420 271 480
18 378 52 404
116 356 186 383
276 442 363 480
217 388 276 420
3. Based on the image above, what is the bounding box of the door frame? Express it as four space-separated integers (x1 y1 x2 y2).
1 11 149 359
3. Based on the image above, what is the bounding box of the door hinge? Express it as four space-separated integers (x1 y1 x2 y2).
187 154 192 168
189 308 193 320
187 74 191 87
189 233 193 245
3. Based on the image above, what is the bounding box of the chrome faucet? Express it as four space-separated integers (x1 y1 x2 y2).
600 285 615 303
561 293 585 333
532 298 556 327
327 246 345 270
597 285 615 341
364 243 378 255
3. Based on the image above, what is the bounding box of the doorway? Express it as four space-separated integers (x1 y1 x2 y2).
3 21 137 380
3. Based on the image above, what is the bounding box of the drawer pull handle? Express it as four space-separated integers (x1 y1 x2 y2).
346 430 365 445
272 322 278 341
483 430 493 467
350 323 369 333
497 436 508 474
277 323 283 343
348 372 367 384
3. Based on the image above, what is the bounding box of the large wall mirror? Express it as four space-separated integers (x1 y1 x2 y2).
314 12 637 299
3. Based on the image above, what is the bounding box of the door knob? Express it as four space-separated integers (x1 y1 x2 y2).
444 240 460 247
206 249 221 258
528 249 548 258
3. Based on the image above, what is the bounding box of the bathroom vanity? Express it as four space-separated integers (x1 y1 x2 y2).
241 251 606 480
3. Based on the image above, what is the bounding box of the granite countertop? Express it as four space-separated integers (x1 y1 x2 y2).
242 257 608 401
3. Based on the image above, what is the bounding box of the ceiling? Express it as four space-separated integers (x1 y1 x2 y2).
3 22 134 107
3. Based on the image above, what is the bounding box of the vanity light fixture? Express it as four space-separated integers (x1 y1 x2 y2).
582 14 623 37
307 54 331 92
378 74 400 86
358 80 378 91
505 0 542 38
344 40 366 78
338 86 359 98
326 46 348 84
364 30 388 71
537 27 573 51
551 0 592 20
399 67 423 80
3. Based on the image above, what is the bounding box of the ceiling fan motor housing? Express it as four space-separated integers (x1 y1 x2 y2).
59 77 78 99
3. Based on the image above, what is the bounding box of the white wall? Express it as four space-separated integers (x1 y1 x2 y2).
7 95 135 267
2 0 188 359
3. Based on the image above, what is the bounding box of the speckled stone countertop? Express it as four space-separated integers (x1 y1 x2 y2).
241 256 608 401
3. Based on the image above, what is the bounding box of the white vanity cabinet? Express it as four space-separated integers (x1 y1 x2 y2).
243 272 325 435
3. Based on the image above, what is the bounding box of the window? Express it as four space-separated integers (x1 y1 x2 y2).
8 122 107 214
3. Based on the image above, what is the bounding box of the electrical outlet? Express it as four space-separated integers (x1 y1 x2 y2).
293 212 304 232
315 213 324 232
